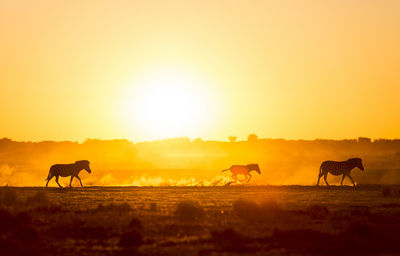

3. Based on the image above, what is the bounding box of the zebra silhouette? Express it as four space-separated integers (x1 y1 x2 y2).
45 160 92 188
222 164 261 184
317 158 364 187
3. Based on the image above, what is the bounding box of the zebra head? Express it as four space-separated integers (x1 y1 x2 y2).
348 158 364 171
75 160 91 173
248 163 261 174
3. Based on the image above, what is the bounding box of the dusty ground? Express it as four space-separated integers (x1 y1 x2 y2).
1 185 400 255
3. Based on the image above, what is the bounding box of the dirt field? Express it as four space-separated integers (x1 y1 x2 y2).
1 185 400 255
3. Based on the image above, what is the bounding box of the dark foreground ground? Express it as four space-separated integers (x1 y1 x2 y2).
1 185 400 256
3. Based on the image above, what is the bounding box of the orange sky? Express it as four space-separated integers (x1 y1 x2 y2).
1 0 399 142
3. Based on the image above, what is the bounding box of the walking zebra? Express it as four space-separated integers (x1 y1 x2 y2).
45 160 92 188
222 164 261 184
317 158 364 187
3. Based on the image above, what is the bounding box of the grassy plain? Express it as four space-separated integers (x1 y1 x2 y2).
1 185 400 255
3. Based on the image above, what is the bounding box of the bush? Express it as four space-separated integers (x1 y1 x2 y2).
174 200 204 221
271 228 334 252
128 218 142 230
118 230 142 248
211 228 243 244
209 228 257 253
233 198 280 221
382 186 393 197
306 204 330 219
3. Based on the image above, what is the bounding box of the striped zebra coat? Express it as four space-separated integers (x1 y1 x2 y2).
317 158 364 187
222 164 261 184
45 160 91 188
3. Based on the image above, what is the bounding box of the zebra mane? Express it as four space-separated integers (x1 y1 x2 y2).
347 158 362 163
247 163 261 173
247 163 257 167
346 158 362 167
75 160 90 165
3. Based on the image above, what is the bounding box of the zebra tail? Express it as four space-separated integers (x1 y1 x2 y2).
45 169 51 181
221 169 230 172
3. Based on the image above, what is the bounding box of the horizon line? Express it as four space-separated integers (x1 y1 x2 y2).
1 136 399 144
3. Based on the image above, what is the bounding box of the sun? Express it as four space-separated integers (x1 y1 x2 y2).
118 67 216 140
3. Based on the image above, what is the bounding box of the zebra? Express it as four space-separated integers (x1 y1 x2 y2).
317 158 364 187
222 164 261 184
45 160 92 188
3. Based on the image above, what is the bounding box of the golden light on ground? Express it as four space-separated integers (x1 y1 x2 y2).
118 67 217 140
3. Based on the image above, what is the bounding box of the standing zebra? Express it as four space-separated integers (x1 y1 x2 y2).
222 164 261 184
317 158 364 187
45 160 92 188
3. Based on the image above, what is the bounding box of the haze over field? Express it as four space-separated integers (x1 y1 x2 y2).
1 137 399 187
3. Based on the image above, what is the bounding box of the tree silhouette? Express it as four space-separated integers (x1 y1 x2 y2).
228 136 237 143
247 134 258 142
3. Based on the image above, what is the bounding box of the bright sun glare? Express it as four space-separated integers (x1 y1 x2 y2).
119 68 215 140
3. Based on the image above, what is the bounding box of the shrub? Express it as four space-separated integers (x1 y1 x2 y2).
209 228 257 253
174 200 204 221
118 230 142 248
233 198 280 221
211 228 243 244
306 204 330 219
382 186 393 197
128 218 142 230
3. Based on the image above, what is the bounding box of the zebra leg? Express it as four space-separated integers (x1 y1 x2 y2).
323 174 330 186
317 173 323 186
231 174 238 184
69 176 74 187
55 176 62 188
76 176 83 187
247 173 252 183
340 174 346 186
347 174 356 187
45 176 53 187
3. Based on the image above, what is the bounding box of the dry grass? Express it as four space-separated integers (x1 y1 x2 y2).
0 186 400 255
0 187 18 206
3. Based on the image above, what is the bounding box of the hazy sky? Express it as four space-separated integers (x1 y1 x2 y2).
1 0 399 142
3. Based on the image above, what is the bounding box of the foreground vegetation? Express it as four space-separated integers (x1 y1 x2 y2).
1 185 400 255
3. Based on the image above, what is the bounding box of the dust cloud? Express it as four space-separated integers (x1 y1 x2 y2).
1 137 399 186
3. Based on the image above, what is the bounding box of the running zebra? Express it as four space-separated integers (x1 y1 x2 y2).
45 160 92 188
222 164 261 184
317 158 364 187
